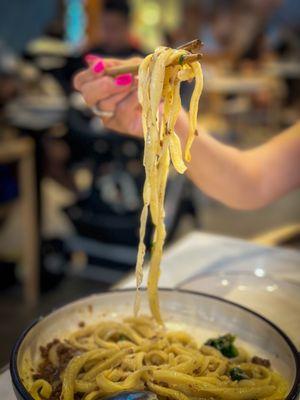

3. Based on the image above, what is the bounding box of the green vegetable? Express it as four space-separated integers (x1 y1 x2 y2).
205 333 239 358
229 367 249 381
178 54 185 66
118 334 127 341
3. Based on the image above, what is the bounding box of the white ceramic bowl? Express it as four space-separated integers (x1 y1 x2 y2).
10 289 300 399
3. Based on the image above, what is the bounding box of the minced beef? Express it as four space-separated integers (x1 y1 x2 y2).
32 339 81 400
252 356 271 368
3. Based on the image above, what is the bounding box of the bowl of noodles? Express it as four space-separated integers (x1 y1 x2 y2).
10 289 299 400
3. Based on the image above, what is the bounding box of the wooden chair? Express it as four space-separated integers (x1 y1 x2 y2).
0 137 39 305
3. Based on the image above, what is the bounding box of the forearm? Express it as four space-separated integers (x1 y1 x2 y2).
176 112 266 209
176 114 300 209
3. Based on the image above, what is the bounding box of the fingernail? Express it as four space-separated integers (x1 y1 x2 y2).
115 73 133 86
93 60 105 73
84 54 99 63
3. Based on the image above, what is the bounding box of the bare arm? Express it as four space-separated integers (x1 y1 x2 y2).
176 114 300 209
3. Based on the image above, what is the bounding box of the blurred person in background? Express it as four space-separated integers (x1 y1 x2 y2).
53 0 144 166
52 0 147 250
35 0 145 193
58 0 142 93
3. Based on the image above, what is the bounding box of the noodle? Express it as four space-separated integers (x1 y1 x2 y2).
27 47 288 399
135 46 203 322
28 316 288 400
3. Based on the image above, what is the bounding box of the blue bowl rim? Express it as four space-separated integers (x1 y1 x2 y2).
10 288 300 400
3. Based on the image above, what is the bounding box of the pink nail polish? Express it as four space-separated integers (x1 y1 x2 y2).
93 60 105 73
84 54 98 63
115 73 133 86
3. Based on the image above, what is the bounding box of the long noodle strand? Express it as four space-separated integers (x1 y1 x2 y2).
135 47 203 320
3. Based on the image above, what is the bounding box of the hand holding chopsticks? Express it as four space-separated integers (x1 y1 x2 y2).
104 39 203 77
74 39 203 126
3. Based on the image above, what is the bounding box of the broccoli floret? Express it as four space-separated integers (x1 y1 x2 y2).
205 333 239 358
178 54 185 66
229 367 249 381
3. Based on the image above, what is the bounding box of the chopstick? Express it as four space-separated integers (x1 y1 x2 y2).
104 39 203 77
105 53 202 77
177 39 203 53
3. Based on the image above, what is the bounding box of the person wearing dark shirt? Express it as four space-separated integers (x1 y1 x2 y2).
58 0 143 94
60 0 147 250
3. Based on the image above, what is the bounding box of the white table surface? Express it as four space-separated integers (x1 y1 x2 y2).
2 231 300 399
118 231 300 288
